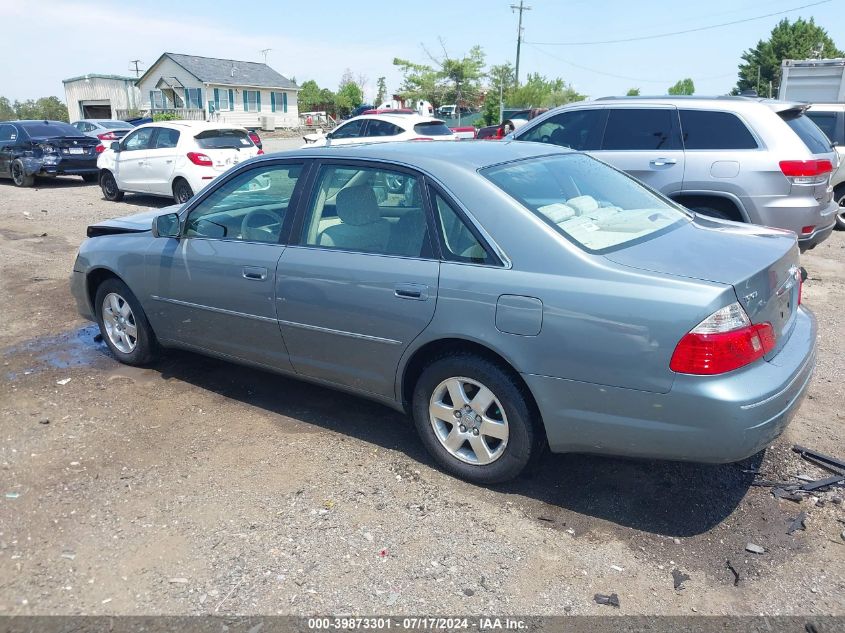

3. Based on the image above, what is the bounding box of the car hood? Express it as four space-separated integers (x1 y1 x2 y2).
87 205 180 237
605 215 801 358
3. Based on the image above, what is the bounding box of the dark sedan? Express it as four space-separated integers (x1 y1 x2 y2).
0 120 100 187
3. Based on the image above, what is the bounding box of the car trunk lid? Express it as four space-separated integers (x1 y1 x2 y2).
604 216 801 359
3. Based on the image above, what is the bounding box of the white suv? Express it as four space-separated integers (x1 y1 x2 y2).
98 121 261 203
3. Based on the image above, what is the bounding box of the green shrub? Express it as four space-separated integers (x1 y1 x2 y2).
153 112 178 122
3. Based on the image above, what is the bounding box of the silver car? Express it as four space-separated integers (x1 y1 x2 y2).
71 119 134 144
70 142 816 484
511 96 839 251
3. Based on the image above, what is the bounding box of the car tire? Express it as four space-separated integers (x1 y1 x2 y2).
411 353 544 484
173 178 194 204
11 159 34 187
82 173 98 183
94 278 158 366
834 185 845 231
100 171 124 201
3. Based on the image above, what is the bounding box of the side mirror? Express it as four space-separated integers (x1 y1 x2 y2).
152 212 180 238
110 141 121 152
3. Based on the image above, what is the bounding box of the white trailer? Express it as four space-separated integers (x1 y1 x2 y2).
779 58 845 103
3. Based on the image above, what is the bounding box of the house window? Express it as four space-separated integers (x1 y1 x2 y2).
218 89 230 110
272 92 289 113
244 90 261 112
185 88 203 110
150 90 165 110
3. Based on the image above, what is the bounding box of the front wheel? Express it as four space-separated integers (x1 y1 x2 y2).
94 278 158 366
173 179 194 204
100 171 124 201
412 354 544 484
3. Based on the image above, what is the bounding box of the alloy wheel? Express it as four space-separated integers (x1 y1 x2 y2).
12 163 23 186
428 376 509 465
101 292 138 354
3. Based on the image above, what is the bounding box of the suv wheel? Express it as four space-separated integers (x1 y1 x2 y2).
412 354 544 484
834 185 845 231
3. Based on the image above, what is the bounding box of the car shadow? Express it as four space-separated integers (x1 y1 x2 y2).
146 347 759 538
115 194 175 209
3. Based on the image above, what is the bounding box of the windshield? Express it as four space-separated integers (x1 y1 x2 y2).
195 129 254 149
482 154 689 252
20 121 84 138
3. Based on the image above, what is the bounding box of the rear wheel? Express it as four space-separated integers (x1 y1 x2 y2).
173 178 194 204
94 278 158 366
834 184 845 231
412 354 544 484
11 160 34 187
100 171 124 201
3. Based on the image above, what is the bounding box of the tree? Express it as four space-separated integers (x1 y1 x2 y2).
507 73 585 108
735 18 843 95
298 80 334 113
0 96 15 121
393 42 486 107
8 96 69 122
626 87 641 96
375 77 387 107
667 78 695 95
479 92 501 126
335 80 363 117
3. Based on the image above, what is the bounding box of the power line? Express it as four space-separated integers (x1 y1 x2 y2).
510 1 532 84
525 0 832 46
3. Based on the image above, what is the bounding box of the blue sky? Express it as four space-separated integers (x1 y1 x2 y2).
0 0 842 102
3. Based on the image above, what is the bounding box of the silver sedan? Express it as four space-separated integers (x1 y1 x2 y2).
70 141 816 483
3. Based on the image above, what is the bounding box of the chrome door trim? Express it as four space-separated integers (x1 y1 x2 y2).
150 295 277 323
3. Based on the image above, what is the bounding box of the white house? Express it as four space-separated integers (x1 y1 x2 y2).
63 74 142 122
135 53 300 128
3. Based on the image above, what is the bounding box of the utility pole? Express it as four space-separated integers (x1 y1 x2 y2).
129 60 143 78
510 0 531 85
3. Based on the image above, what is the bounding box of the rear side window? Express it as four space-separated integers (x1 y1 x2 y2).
518 109 606 150
602 109 681 150
805 111 838 144
195 129 253 149
366 120 402 137
679 110 758 149
154 128 180 148
780 111 833 154
413 121 454 137
431 191 496 265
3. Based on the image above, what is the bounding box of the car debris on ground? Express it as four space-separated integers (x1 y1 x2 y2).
672 569 691 590
593 593 620 607
745 543 766 555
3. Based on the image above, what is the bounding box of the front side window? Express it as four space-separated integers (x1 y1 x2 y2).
122 127 155 151
331 119 366 139
482 153 689 252
185 163 303 243
302 165 429 257
431 191 495 265
679 110 758 150
518 109 606 151
602 108 681 150
0 124 16 142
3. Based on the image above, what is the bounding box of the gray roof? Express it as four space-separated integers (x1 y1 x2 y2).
156 53 298 89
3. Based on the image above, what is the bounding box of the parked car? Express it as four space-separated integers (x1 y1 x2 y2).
301 114 457 147
124 116 153 127
72 119 134 144
97 121 261 204
350 104 375 118
804 103 845 229
0 120 99 186
509 96 839 251
246 129 263 151
71 141 815 484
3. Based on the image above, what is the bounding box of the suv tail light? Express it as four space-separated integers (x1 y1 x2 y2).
670 302 775 375
187 152 213 166
97 132 118 141
779 159 833 185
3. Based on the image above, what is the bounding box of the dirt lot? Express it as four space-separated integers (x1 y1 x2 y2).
0 175 843 616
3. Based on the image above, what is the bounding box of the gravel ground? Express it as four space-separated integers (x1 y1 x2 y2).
0 175 843 616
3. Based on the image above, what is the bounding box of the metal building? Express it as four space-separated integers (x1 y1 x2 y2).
62 74 142 122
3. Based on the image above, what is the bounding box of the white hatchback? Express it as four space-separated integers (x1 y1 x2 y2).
301 114 457 148
97 121 261 203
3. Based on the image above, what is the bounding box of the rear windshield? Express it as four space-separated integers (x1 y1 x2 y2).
194 129 254 149
20 122 84 138
99 120 132 129
482 154 689 253
780 111 833 154
413 122 454 136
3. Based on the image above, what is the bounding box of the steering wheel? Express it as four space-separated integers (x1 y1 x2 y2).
241 209 282 242
539 134 552 143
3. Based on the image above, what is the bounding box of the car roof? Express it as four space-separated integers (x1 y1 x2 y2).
587 95 807 112
80 119 133 124
134 120 247 132
264 139 569 173
349 113 444 125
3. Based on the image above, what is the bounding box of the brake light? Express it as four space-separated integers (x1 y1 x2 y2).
670 302 775 375
411 137 434 141
187 152 213 166
248 133 260 144
257 149 264 155
97 132 118 141
95 144 105 153
779 159 833 185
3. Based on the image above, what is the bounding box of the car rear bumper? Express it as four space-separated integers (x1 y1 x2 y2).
525 306 817 463
40 157 99 176
745 195 837 250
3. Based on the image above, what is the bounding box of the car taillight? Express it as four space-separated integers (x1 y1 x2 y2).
187 152 213 166
248 133 260 144
670 302 775 375
411 137 434 141
95 144 105 153
97 132 118 141
257 149 264 155
779 159 833 185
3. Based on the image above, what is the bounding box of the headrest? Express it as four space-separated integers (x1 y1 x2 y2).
567 195 599 215
336 186 381 226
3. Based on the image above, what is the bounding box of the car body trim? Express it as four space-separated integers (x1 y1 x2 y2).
276 318 403 346
150 295 277 323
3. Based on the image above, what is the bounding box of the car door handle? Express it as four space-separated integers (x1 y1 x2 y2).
165 160 173 164
650 158 677 166
242 266 268 280
394 283 429 300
